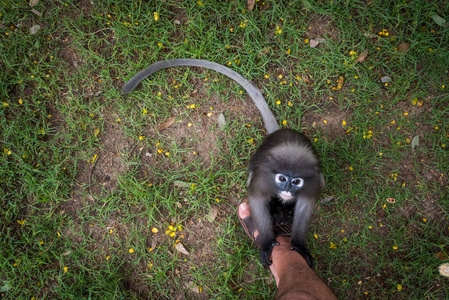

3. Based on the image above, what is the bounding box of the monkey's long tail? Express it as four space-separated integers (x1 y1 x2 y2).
121 59 279 134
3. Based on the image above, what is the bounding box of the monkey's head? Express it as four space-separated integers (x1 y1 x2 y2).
269 143 324 203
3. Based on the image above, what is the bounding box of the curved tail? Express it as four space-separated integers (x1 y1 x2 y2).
121 59 279 134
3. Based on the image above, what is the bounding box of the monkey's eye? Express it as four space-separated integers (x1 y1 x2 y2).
291 178 304 188
275 174 287 183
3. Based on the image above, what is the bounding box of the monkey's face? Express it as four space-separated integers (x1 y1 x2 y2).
274 173 304 201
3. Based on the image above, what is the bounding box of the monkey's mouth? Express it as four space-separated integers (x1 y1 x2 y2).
279 191 293 201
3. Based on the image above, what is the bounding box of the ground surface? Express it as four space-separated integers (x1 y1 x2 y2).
1 0 449 299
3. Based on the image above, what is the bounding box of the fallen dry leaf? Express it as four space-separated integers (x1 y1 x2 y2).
156 116 176 131
173 180 192 188
218 112 226 129
175 242 190 255
357 50 368 63
29 25 41 35
435 251 448 261
310 39 319 48
206 206 218 222
31 9 42 16
29 0 39 6
247 0 255 11
320 196 334 204
186 282 201 293
397 42 409 53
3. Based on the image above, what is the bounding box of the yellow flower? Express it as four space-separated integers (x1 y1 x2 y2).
154 12 159 21
17 219 26 225
129 248 135 254
282 120 287 125
4 148 11 155
63 267 68 273
139 135 145 140
275 26 282 35
329 242 337 249
143 108 148 115
276 100 281 105
2 102 8 107
197 0 204 6
393 245 398 250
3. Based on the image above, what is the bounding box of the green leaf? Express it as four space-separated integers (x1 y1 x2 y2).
411 135 419 150
0 281 12 293
431 14 448 27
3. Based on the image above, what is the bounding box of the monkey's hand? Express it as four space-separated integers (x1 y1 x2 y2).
260 240 279 266
290 244 315 269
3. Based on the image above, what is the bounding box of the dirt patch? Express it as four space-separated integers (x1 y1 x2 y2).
302 100 349 138
305 14 340 42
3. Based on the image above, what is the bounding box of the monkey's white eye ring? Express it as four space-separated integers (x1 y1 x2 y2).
275 174 287 183
291 178 304 188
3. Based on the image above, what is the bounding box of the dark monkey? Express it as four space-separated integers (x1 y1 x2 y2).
122 59 324 268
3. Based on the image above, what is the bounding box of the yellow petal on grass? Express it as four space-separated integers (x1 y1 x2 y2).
63 267 68 273
329 242 337 249
152 227 159 233
129 248 135 254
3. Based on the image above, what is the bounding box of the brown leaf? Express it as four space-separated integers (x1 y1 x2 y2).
31 9 42 16
206 206 218 222
156 116 175 131
397 42 410 53
309 39 319 48
247 0 255 11
357 50 368 63
29 0 39 6
175 242 190 255
435 251 448 261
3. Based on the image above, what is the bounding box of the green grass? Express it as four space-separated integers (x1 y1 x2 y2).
1 0 448 299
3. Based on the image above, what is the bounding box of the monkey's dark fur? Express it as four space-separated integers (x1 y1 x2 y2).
247 129 323 268
122 59 324 269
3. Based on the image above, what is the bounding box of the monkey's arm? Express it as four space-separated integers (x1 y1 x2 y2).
248 195 277 266
290 198 315 269
121 59 279 134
